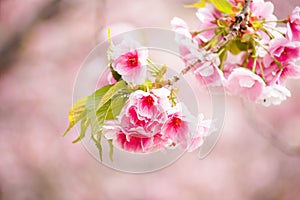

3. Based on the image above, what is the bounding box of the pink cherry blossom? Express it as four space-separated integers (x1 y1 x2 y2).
161 103 193 149
192 54 223 86
262 38 300 84
171 17 192 40
187 114 214 152
111 38 148 85
224 68 265 101
287 6 300 42
171 17 204 64
104 88 171 153
119 90 169 137
97 68 117 88
256 84 291 106
114 131 166 153
222 52 245 79
196 3 221 42
251 0 277 24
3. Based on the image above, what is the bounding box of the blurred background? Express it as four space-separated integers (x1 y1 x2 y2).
1 0 300 199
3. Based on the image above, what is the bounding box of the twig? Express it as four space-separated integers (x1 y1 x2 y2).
165 0 253 86
211 0 252 53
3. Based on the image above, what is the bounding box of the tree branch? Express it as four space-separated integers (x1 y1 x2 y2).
165 0 253 86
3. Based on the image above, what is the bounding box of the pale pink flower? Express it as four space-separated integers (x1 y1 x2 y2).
287 6 300 42
192 53 224 86
256 84 291 106
107 71 117 84
171 17 192 40
196 3 221 42
111 37 148 85
251 0 277 25
171 17 204 64
97 68 117 87
187 114 214 152
222 52 245 79
224 68 265 101
262 38 300 84
250 0 278 44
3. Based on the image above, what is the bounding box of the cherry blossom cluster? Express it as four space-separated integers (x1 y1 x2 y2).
103 37 213 153
64 35 213 159
172 0 300 106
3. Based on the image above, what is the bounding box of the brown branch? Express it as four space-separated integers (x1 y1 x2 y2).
210 0 252 53
165 0 253 86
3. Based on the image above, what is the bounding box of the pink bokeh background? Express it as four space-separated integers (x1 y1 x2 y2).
1 0 300 199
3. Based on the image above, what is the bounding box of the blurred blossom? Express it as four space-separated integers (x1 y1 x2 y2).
1 0 300 200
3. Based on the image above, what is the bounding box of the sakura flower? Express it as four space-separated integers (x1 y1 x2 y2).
222 52 245 79
262 38 300 84
171 17 192 40
111 37 148 85
161 103 194 149
251 0 277 25
104 88 171 153
119 89 169 137
224 68 265 101
97 68 117 88
193 53 224 86
196 3 221 42
256 84 291 106
171 17 204 64
187 114 215 152
287 6 300 42
113 130 166 153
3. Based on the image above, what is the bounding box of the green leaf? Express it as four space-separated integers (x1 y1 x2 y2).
210 0 233 15
63 96 88 136
219 48 227 70
72 118 90 143
91 119 103 161
86 85 112 114
92 100 113 161
111 94 129 117
241 34 252 43
109 64 122 82
184 0 206 8
228 40 248 55
96 80 126 111
108 139 114 161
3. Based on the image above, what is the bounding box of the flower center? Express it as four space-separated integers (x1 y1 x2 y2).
171 117 182 128
127 54 139 67
143 95 154 107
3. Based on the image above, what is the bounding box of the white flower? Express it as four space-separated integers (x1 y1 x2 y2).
257 84 291 106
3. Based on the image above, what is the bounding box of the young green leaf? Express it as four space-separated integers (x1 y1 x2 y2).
96 80 126 111
111 94 129 118
218 48 227 70
109 64 122 82
72 118 90 143
91 118 103 161
93 100 114 160
210 0 233 15
63 96 88 136
86 85 112 114
108 139 114 161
